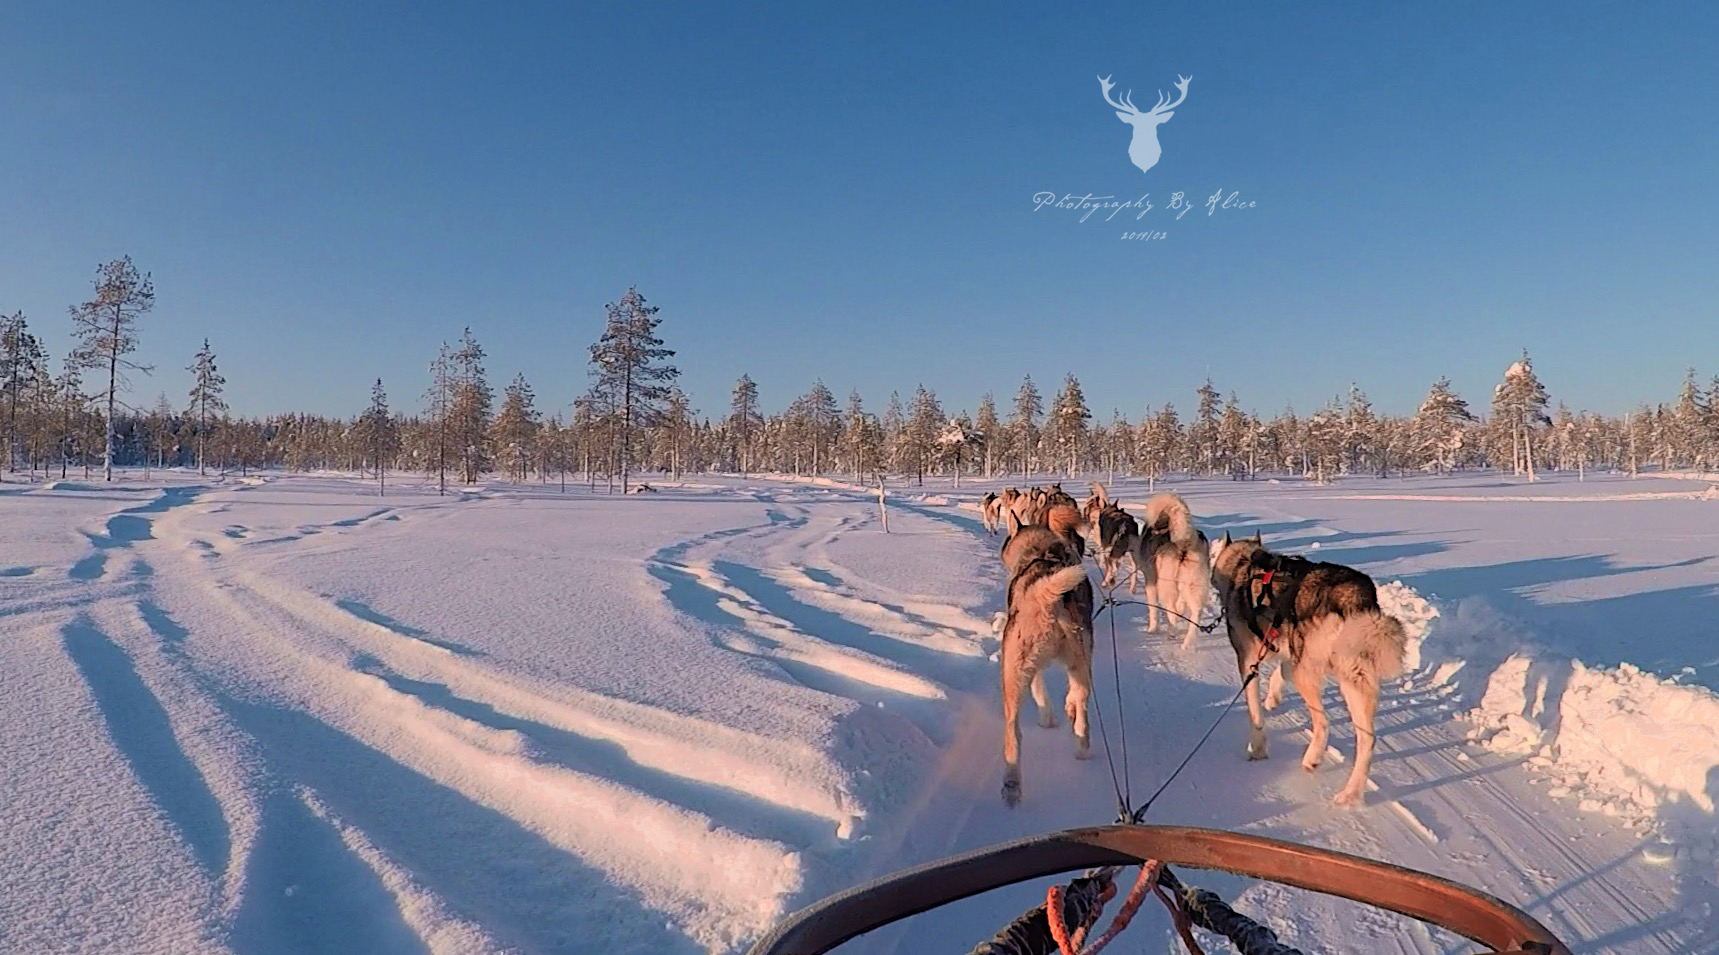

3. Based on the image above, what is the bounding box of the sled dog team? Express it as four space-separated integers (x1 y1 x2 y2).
981 482 1408 810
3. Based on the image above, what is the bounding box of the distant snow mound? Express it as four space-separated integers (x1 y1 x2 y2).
41 481 103 492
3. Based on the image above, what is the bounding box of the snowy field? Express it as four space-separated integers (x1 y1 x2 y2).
2 469 1716 954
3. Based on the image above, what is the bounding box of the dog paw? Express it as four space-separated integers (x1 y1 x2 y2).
1001 778 1022 807
1074 745 1093 761
1038 713 1060 729
1301 757 1322 773
990 612 1005 635
1246 737 1269 761
1331 788 1364 808
1262 690 1282 712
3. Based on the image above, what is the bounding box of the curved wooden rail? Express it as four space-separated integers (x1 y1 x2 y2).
745 825 1572 955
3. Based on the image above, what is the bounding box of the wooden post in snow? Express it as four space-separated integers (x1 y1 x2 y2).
878 477 890 533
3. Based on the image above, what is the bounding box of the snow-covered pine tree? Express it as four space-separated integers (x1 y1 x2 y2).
1707 376 1719 471
728 374 761 475
659 387 695 480
1137 403 1181 490
1217 392 1248 479
489 373 539 483
587 288 678 493
355 379 400 494
1190 377 1222 476
880 390 906 476
449 328 492 485
1047 373 1090 477
1492 352 1551 480
974 392 1000 478
935 415 981 487
840 390 869 479
1 313 47 477
146 393 176 474
53 358 86 479
1344 384 1374 476
185 338 227 475
69 256 154 481
904 385 945 485
571 392 602 486
1413 377 1474 474
1011 376 1042 476
425 342 454 495
800 380 838 476
1672 369 1710 470
1306 399 1345 484
1094 411 1128 485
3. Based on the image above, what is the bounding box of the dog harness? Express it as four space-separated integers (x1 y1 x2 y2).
1248 565 1288 655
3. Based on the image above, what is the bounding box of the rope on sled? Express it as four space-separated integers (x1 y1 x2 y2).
967 861 1313 955
967 868 1119 955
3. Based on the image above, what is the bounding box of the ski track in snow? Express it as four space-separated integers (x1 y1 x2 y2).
1 472 1713 953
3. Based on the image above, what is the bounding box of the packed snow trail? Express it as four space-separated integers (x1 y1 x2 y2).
0 473 1711 953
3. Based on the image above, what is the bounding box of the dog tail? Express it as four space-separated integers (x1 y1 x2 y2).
1145 492 1197 546
1034 564 1090 602
1334 611 1408 688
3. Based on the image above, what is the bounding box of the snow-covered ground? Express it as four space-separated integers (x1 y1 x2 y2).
1 469 1715 953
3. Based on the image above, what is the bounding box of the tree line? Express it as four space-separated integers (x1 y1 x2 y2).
5 257 1718 491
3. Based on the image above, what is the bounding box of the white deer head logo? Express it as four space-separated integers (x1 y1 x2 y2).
1098 73 1191 175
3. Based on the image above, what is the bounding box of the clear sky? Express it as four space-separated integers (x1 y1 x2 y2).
2 2 1715 423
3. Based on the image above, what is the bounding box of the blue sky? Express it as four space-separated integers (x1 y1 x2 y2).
2 2 1715 423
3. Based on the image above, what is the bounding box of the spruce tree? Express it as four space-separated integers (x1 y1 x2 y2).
186 339 227 475
1011 375 1042 476
905 384 945 484
729 374 761 474
1048 373 1091 477
974 392 1000 478
1191 377 1222 475
356 379 400 494
490 373 539 483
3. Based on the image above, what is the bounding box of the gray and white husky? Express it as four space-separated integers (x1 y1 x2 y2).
1210 533 1408 807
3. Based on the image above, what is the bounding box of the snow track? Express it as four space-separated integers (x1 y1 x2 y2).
1 473 1710 953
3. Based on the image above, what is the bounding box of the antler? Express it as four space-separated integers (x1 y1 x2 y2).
1098 75 1137 115
1148 75 1191 115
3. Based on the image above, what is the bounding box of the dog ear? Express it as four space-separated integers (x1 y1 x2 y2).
1250 531 1262 543
1221 531 1232 545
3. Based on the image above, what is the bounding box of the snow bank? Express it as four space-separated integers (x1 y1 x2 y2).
1376 580 1439 674
1425 598 1719 833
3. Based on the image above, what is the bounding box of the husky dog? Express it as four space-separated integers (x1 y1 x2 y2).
1042 501 1086 556
981 491 1003 535
1006 487 1042 530
1135 492 1211 649
1210 533 1408 807
1082 483 1140 590
997 524 1095 807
